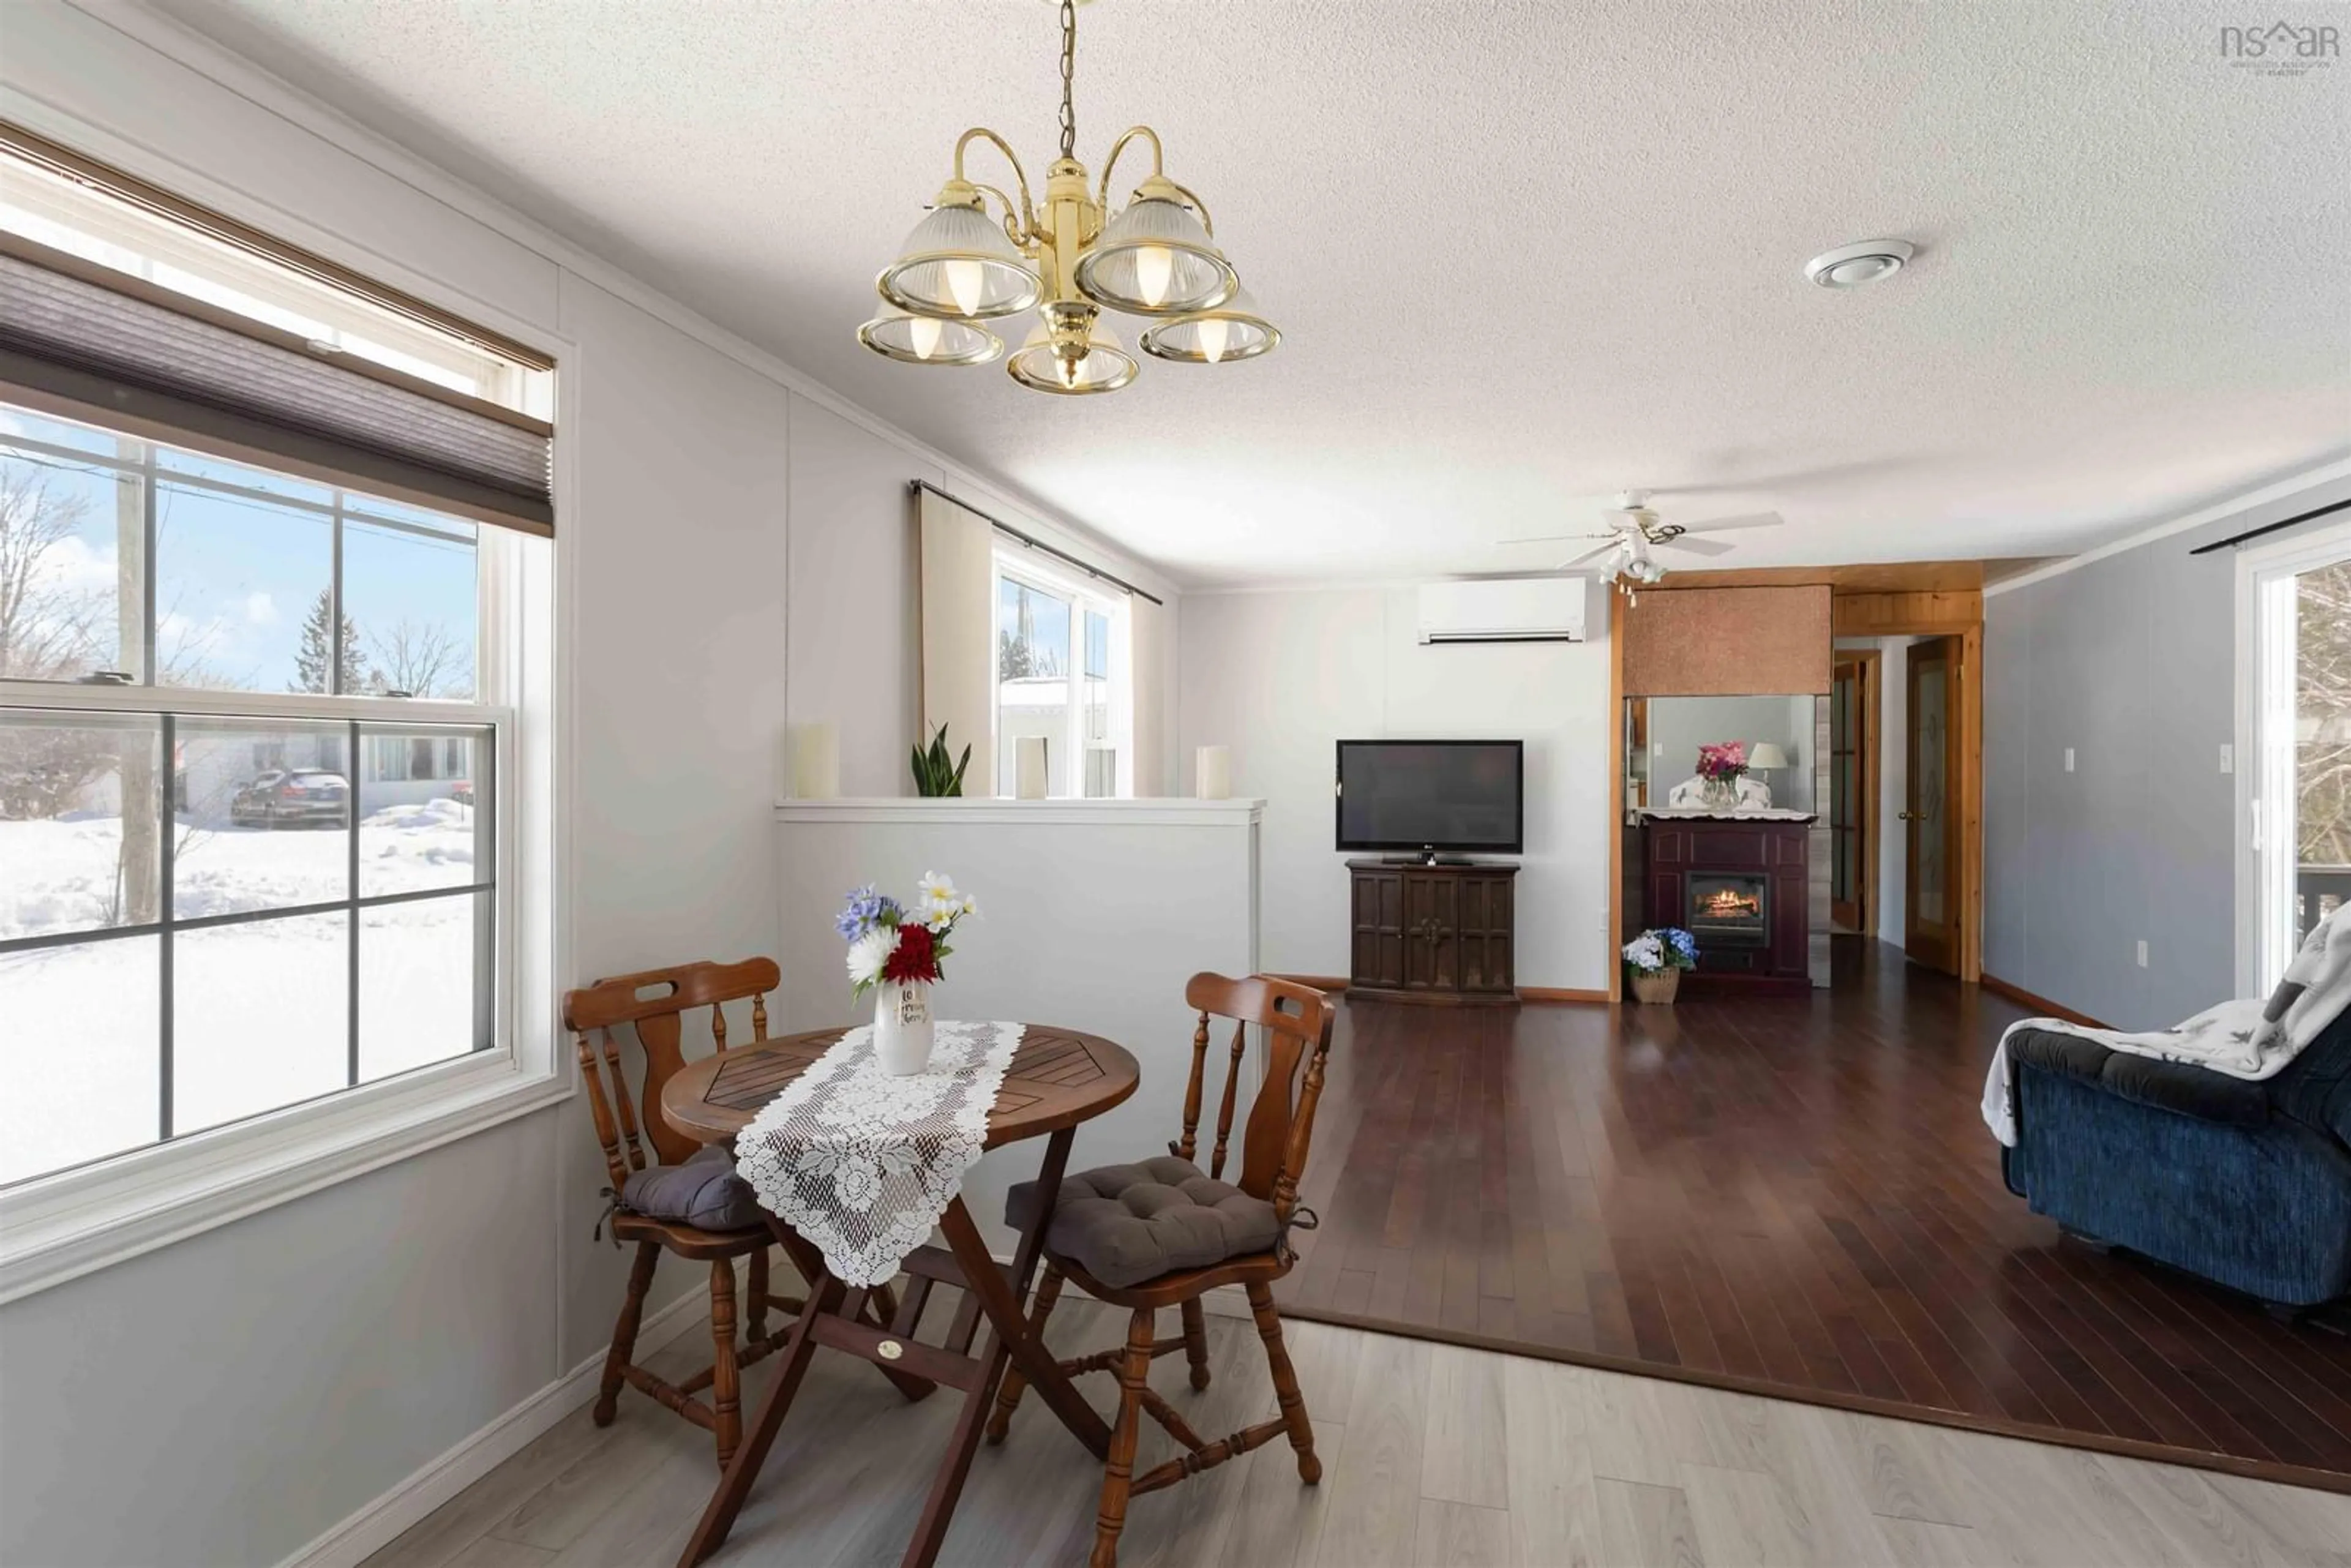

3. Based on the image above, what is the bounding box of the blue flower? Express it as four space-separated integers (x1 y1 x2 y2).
836 885 903 941
1666 928 1697 959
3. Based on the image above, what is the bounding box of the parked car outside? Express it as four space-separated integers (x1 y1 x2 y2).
228 767 350 828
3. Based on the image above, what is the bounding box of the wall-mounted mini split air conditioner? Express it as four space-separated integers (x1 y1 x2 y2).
1415 578 1588 645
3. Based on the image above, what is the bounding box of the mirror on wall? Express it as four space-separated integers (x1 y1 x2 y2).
1625 694 1817 815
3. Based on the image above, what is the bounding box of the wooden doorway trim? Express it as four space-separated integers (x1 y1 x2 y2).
1607 586 1627 1002
1960 620 1985 983
1829 648 1881 934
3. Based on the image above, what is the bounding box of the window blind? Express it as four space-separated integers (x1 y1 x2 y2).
0 233 555 537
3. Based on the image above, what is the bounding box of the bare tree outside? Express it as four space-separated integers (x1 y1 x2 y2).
0 460 104 683
367 617 471 698
0 459 114 830
2297 561 2351 868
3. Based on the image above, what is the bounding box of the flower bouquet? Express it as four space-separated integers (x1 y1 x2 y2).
1695 741 1747 809
1623 926 1698 1005
838 872 977 1075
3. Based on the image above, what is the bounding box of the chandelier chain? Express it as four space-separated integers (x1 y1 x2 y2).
1058 0 1078 160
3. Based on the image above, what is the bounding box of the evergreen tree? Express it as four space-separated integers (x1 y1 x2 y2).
292 587 364 694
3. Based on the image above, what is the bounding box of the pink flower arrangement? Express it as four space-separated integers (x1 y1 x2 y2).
1695 741 1748 784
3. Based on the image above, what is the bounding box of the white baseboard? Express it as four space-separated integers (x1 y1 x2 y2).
276 1274 722 1568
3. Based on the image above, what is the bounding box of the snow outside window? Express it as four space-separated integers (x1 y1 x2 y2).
1 400 503 1188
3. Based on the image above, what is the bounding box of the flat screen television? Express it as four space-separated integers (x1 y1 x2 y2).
1335 740 1524 855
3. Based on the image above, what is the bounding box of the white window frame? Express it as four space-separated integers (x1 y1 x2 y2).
992 549 1133 799
2233 516 2351 995
0 403 568 1304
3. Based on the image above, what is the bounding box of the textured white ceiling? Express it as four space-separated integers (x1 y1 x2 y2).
146 0 2351 587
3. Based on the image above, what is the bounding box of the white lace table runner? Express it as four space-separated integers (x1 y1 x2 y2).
733 1020 1024 1287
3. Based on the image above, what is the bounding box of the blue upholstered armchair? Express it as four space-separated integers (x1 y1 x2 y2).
2000 1010 2351 1309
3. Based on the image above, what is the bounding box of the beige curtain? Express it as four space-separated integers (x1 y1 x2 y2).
1130 593 1167 797
918 487 996 795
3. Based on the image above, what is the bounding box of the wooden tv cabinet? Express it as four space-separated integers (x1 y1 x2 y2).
1345 858 1518 1004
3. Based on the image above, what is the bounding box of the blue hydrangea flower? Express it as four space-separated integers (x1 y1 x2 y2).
1667 928 1698 960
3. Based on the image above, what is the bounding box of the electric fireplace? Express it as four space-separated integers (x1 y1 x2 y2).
1626 814 1812 994
1687 872 1769 947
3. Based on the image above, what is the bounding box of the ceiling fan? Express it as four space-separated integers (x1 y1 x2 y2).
1501 490 1784 590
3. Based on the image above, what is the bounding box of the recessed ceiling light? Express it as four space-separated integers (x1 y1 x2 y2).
1804 239 1915 289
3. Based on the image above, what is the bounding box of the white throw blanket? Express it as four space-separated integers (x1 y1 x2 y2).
1981 906 2351 1146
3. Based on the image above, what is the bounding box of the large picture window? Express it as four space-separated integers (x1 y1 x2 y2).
995 553 1130 798
1 401 502 1188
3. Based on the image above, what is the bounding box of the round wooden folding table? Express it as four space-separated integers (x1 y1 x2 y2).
661 1022 1138 1568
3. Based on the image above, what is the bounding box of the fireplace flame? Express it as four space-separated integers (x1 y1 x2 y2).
1698 887 1761 920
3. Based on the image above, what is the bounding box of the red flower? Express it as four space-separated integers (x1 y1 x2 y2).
882 923 940 985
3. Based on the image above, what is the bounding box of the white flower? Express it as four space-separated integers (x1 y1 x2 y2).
1624 934 1665 970
846 929 894 989
918 870 965 932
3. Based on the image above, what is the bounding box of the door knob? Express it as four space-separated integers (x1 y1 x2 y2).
1898 811 1921 820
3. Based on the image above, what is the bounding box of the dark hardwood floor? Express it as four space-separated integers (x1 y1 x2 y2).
1274 940 2351 1489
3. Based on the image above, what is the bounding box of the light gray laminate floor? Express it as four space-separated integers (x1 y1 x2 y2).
366 1288 2351 1568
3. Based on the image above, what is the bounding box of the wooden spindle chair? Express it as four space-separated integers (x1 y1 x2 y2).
984 973 1337 1568
564 958 807 1467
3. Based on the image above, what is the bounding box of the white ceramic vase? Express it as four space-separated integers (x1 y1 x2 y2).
872 981 936 1076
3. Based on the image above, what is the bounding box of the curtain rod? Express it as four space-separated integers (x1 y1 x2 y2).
2187 495 2351 556
909 479 1164 606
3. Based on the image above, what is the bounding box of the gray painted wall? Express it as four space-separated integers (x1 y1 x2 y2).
1984 473 2351 1029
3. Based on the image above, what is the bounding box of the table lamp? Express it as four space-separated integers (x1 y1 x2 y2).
1747 741 1790 805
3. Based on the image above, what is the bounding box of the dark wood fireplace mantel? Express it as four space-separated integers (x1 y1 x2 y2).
1625 812 1813 994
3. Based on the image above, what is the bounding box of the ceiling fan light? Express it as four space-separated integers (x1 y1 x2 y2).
1007 318 1139 395
877 200 1042 320
1139 287 1280 364
857 309 1004 367
1074 197 1237 316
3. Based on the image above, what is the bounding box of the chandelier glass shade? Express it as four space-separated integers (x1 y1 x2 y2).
1140 285 1279 364
857 0 1277 396
874 202 1042 320
1007 315 1138 395
1071 197 1235 316
857 308 1005 367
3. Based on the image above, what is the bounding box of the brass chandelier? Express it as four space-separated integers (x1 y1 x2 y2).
857 0 1278 395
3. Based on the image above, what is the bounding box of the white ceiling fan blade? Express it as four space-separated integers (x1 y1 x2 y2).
1499 530 1618 546
1678 510 1785 535
1659 535 1736 557
1559 539 1622 569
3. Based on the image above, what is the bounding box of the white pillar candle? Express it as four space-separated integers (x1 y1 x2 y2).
1016 735 1050 800
790 722 839 800
1196 745 1231 800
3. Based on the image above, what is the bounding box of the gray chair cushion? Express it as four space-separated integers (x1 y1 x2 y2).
1004 1155 1280 1289
621 1144 764 1232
